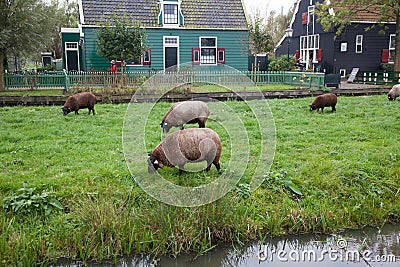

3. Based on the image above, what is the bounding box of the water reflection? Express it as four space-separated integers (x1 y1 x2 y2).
53 224 399 267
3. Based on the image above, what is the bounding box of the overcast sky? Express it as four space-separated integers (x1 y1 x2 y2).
243 0 296 16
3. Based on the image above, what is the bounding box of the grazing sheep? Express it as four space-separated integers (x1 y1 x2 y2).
148 128 222 174
309 93 337 113
62 92 96 115
388 84 400 101
161 101 209 133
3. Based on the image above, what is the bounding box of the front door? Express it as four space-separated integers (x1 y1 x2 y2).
163 36 179 71
165 47 178 70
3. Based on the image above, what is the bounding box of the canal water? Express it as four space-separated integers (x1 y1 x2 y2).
54 223 399 267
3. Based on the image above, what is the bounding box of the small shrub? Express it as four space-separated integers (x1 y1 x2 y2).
2 183 64 216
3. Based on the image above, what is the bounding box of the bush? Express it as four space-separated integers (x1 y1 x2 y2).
268 55 296 71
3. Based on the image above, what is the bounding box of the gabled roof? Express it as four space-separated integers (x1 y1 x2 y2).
327 0 395 23
79 0 248 30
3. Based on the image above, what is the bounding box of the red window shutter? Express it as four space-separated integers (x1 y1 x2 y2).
382 49 389 63
302 12 308 24
192 48 200 64
143 48 151 65
317 49 323 62
217 48 225 64
295 50 300 61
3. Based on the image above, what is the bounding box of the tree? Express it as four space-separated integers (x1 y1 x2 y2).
315 0 400 71
45 0 78 59
0 0 55 91
248 13 274 71
264 9 294 47
96 14 147 72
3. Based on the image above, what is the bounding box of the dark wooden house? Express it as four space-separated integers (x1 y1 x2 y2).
275 0 396 77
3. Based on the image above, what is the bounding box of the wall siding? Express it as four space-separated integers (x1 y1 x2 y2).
275 0 395 74
82 27 249 72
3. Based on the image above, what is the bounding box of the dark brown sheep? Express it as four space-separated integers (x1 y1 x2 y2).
62 92 96 115
148 128 222 174
160 101 210 133
309 93 337 112
388 84 400 101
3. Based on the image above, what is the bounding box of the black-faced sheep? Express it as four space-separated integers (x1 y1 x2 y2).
388 84 400 101
160 101 209 133
148 128 221 174
310 93 337 112
62 92 96 115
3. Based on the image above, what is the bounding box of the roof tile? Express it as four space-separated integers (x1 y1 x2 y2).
81 0 248 29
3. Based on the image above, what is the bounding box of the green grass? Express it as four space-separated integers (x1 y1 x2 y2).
0 95 399 265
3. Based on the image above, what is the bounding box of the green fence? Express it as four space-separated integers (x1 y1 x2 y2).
354 71 400 85
4 70 325 91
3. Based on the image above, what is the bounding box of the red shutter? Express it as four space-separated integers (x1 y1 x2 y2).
143 48 151 65
217 48 225 64
382 49 389 63
302 12 308 24
317 49 323 62
192 48 200 64
295 50 300 61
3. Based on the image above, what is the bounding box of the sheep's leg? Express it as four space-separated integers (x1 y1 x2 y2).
198 121 205 128
179 125 184 130
206 162 212 171
178 165 185 175
214 162 221 172
75 110 79 115
332 105 336 112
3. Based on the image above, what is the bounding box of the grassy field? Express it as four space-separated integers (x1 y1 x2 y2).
0 95 399 265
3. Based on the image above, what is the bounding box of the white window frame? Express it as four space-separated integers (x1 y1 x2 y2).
200 37 217 65
307 5 315 35
389 34 395 63
160 0 181 28
341 42 347 52
163 36 180 70
340 69 346 78
299 34 320 69
355 35 363 53
65 42 80 71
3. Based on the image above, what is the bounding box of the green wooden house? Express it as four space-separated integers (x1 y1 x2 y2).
62 0 249 72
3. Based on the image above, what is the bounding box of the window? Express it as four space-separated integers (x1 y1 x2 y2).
164 4 178 24
389 34 395 63
341 42 347 52
159 0 183 27
307 5 315 34
200 37 217 64
217 48 225 64
124 49 152 66
355 35 363 53
340 69 346 78
299 34 320 69
192 48 200 64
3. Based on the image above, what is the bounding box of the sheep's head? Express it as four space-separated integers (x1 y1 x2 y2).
388 93 395 101
148 154 163 173
62 106 71 115
309 104 317 111
161 121 172 133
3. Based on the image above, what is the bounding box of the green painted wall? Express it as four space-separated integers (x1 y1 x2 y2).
61 32 84 71
82 27 249 72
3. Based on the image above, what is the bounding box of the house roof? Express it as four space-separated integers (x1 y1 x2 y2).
79 0 248 29
327 1 395 23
